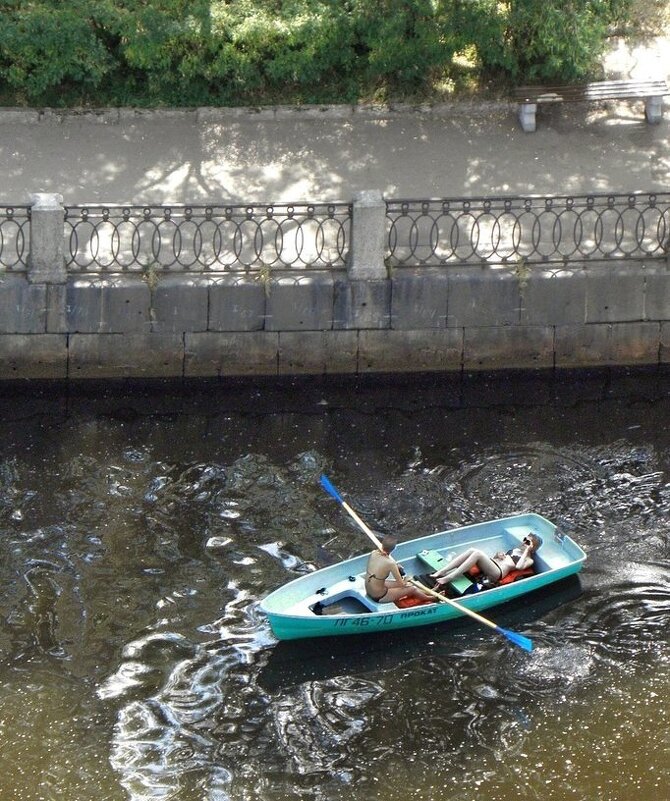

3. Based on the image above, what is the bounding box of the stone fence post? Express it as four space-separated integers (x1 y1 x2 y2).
27 193 66 284
348 189 387 280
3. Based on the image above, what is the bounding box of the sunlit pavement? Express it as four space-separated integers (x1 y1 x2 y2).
0 36 668 205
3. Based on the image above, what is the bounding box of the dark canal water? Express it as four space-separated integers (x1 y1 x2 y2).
1 370 669 801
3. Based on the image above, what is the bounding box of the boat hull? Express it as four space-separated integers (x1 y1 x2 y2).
260 513 586 641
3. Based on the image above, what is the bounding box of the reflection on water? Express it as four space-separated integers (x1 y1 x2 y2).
0 371 669 800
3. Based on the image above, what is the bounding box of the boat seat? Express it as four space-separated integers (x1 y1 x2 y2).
307 576 378 614
416 549 472 595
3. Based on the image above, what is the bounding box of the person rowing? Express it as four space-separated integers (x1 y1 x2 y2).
365 535 434 604
430 533 541 587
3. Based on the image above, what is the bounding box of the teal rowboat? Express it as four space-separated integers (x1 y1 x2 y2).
260 513 586 641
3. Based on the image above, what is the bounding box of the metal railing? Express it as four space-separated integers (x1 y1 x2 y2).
0 207 30 272
64 203 351 272
3 193 670 275
386 193 670 267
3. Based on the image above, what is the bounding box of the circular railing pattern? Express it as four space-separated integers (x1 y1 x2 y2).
0 207 30 272
386 194 670 267
64 204 351 272
4 195 670 276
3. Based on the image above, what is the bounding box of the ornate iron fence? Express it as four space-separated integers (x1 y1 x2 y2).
386 193 670 267
64 203 351 272
5 194 670 276
0 206 30 272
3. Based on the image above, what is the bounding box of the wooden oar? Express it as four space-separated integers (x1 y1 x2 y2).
319 474 533 653
319 475 382 550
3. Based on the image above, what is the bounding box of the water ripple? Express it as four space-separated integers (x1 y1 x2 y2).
271 676 383 776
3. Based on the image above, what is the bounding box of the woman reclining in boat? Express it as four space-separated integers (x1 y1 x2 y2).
431 533 541 588
365 535 434 604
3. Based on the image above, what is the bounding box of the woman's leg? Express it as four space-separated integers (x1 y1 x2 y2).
382 583 433 604
435 549 499 586
432 548 476 579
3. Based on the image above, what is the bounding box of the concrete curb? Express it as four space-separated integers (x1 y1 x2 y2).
0 109 41 123
0 99 516 125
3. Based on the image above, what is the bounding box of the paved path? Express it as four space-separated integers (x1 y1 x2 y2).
0 36 668 205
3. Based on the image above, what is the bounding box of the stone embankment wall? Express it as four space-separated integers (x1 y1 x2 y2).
2 191 670 380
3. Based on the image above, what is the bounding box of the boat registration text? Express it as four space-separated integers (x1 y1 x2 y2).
332 605 440 628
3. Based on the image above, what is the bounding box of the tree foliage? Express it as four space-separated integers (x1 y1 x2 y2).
0 0 634 107
500 0 633 81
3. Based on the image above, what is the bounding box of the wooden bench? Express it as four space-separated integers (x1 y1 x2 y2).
513 79 669 132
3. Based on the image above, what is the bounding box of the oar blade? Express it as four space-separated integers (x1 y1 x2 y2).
319 474 343 504
496 626 533 652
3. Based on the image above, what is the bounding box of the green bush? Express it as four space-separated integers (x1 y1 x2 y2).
501 0 634 82
205 0 359 104
95 0 218 105
0 0 636 107
0 1 112 103
350 0 455 94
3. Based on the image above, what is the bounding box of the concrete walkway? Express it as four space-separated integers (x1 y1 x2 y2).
0 36 668 206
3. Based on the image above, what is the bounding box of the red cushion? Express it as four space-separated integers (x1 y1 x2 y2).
395 595 432 608
500 567 534 584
